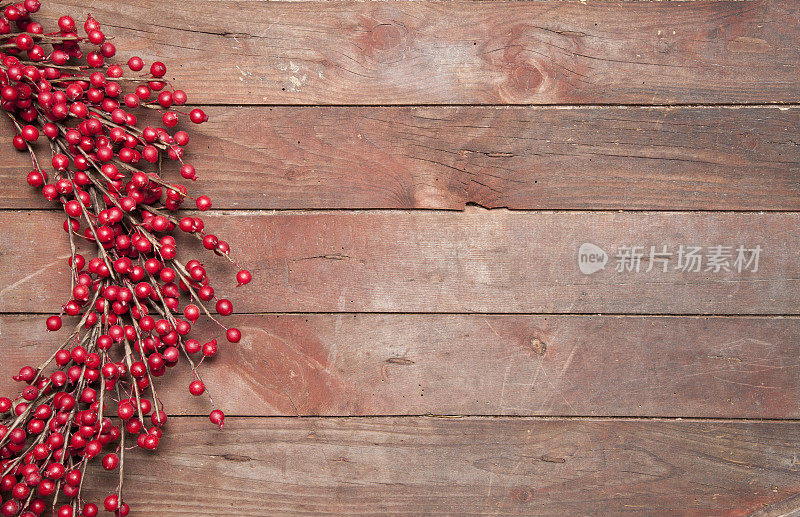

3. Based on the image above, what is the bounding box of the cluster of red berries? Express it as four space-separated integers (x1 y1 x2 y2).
0 2 250 516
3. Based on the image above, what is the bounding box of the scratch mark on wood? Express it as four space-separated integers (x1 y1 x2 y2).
262 359 301 415
386 356 415 365
485 318 501 338
221 454 252 462
293 254 351 262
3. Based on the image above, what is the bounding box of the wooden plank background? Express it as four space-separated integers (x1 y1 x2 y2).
1 0 799 514
30 0 800 105
4 314 800 418
2 106 799 210
75 418 800 516
4 210 800 314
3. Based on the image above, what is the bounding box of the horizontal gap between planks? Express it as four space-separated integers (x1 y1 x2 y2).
160 414 800 423
6 311 800 317
4 103 798 112
6 208 800 214
175 0 765 4
174 102 800 109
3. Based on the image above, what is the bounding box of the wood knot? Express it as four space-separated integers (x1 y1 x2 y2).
509 486 532 504
499 61 549 102
509 63 544 91
529 337 546 356
368 22 407 52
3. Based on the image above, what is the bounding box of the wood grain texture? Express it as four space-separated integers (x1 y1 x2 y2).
3 314 799 418
78 417 800 515
34 0 800 105
3 106 799 210
2 210 799 314
0 0 797 514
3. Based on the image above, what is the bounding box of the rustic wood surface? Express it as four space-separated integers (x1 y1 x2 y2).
34 0 800 105
76 417 800 516
3 0 800 514
3 106 799 210
3 314 800 418
2 210 799 314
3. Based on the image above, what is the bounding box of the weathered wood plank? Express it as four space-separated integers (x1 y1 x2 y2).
1 210 798 314
3 314 799 418
2 106 799 210
35 0 800 105
79 417 800 515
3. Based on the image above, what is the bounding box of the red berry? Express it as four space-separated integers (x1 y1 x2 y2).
1 501 20 517
86 51 104 67
140 434 155 449
101 42 116 58
198 285 214 301
157 90 172 107
184 339 201 354
180 163 197 180
51 153 69 171
12 482 30 500
150 61 167 77
216 299 233 316
26 170 44 187
103 494 119 512
237 269 252 286
189 380 205 396
151 410 167 426
87 29 105 44
136 85 151 100
102 453 119 470
38 478 56 496
20 124 38 141
162 111 178 127
195 196 212 211
128 56 144 71
84 439 102 458
184 304 200 322
202 340 217 357
172 89 187 104
46 462 64 479
13 134 26 150
58 16 75 32
226 327 241 343
189 108 208 124
46 315 62 331
42 122 57 139
175 130 189 146
117 402 134 420
1 86 18 102
203 234 218 249
209 409 225 429
15 33 33 50
85 15 100 32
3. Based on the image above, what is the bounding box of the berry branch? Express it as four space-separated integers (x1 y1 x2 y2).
0 2 252 515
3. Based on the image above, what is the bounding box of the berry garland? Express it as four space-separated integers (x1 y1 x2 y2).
0 1 252 515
